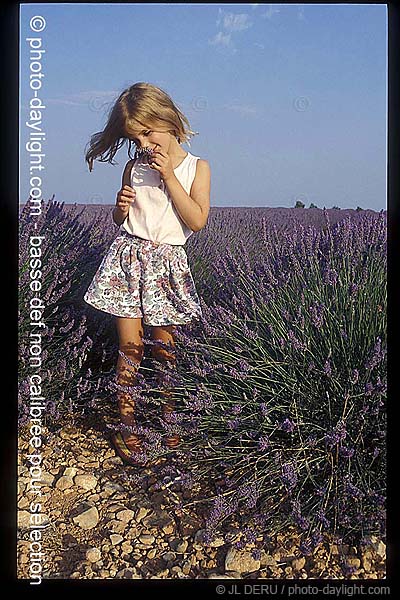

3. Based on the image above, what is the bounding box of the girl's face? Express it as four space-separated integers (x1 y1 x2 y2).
128 126 175 155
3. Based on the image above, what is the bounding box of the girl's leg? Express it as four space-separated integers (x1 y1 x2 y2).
115 316 145 452
150 325 180 448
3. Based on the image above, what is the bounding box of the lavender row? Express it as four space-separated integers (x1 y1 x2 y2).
18 199 386 568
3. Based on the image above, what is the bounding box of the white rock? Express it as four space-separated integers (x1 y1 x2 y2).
136 507 150 522
292 557 306 571
375 541 386 559
182 561 191 575
72 505 99 530
18 511 32 529
105 519 127 534
18 479 27 494
139 534 155 545
162 523 174 535
121 541 133 554
116 509 135 523
110 534 123 546
86 548 101 563
362 536 386 559
18 510 49 529
103 482 125 493
55 476 74 490
194 529 205 543
74 475 98 490
18 498 30 510
103 457 123 468
63 467 77 477
39 471 55 486
260 551 277 567
209 537 225 548
225 547 260 574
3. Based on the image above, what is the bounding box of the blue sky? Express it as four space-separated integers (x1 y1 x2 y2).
20 3 387 210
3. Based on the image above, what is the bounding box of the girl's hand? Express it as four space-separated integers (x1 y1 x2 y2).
149 149 175 182
116 185 136 214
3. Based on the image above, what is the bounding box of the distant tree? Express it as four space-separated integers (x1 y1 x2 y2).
309 203 318 209
356 206 363 212
332 206 341 210
295 200 305 208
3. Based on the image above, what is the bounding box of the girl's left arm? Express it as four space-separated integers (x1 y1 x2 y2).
163 160 211 232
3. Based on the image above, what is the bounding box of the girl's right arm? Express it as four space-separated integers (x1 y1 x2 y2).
112 160 136 226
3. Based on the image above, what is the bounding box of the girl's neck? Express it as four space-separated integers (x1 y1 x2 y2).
167 137 188 167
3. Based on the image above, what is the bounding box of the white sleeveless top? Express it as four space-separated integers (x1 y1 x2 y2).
122 150 201 245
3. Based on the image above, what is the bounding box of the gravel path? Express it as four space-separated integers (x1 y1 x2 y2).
17 406 386 581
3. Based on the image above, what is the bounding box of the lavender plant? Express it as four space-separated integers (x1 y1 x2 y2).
162 209 386 553
18 197 118 429
18 199 386 562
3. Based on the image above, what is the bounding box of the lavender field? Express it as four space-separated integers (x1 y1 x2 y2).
18 199 386 575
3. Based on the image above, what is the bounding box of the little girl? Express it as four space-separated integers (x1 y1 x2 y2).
83 82 211 466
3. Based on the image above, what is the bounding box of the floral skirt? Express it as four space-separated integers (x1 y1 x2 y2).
83 229 202 326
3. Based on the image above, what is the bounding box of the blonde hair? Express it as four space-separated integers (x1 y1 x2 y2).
84 82 199 172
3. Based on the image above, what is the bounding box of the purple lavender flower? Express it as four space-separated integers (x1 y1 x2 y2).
243 527 257 544
227 418 240 431
324 420 347 449
344 478 363 500
365 337 385 370
281 462 298 490
299 539 313 556
323 266 338 285
315 484 327 496
372 447 380 459
257 435 270 451
306 433 318 448
339 445 355 458
253 512 269 527
349 282 359 297
237 359 252 374
316 510 330 528
365 382 374 396
323 360 332 377
280 418 296 433
251 548 261 561
307 360 316 373
288 329 305 351
310 302 325 328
